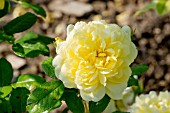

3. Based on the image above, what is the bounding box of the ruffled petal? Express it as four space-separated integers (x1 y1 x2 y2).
106 81 127 100
80 84 105 102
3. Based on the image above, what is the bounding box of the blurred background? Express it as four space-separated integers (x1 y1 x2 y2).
0 0 170 95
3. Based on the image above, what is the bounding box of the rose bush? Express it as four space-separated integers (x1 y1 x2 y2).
130 91 170 113
53 20 137 102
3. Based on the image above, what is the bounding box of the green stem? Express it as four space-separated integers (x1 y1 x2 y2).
83 100 90 113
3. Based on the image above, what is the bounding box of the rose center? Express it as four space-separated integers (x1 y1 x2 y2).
94 51 108 68
98 52 107 57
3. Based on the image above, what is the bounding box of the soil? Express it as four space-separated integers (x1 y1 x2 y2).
0 0 170 109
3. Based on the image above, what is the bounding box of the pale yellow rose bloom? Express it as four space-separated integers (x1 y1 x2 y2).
0 0 5 10
116 87 135 111
104 87 135 113
130 91 170 113
53 20 137 102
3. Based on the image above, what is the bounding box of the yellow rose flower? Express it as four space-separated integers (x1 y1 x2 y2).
116 87 135 111
53 20 137 102
0 0 5 10
104 87 135 113
130 91 170 113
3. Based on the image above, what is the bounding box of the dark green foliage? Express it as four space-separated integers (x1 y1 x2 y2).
21 2 46 17
27 80 64 113
12 32 54 57
3 12 37 35
12 42 50 57
131 64 148 75
10 87 30 113
42 57 56 79
89 95 110 113
12 74 46 90
0 58 13 87
0 31 15 44
62 89 85 113
0 98 12 113
16 32 54 45
0 0 10 18
128 64 148 94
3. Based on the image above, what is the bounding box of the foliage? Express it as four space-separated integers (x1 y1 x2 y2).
89 95 110 113
3 12 37 35
42 57 56 79
10 87 30 113
12 74 46 90
0 0 149 112
134 0 170 16
20 1 46 18
0 58 13 87
62 89 85 113
128 64 148 94
0 0 10 18
27 80 64 113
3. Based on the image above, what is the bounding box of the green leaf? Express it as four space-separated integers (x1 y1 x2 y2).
0 86 12 98
0 58 13 87
0 0 10 18
62 89 84 113
12 74 46 90
0 98 12 113
21 2 46 17
134 1 156 16
10 87 29 113
131 64 149 75
89 95 110 113
128 75 143 94
3 12 37 35
27 80 64 113
156 0 170 16
16 32 54 45
12 43 24 55
12 32 53 58
42 57 56 79
156 0 166 15
12 42 50 58
128 75 138 87
0 31 15 44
